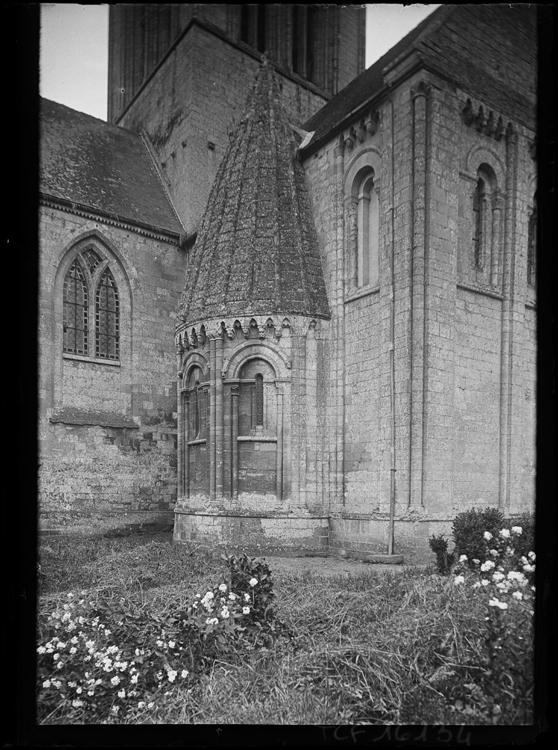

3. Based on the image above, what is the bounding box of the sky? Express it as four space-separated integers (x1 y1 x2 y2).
40 3 441 121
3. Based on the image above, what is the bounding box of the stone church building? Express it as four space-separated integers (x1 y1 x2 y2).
39 5 537 560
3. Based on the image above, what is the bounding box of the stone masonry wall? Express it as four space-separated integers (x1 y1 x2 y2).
39 206 187 526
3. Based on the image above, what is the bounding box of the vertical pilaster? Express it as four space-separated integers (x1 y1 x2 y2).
276 389 284 500
231 385 239 500
409 83 428 508
491 192 504 287
215 333 224 497
183 392 190 499
499 124 518 509
209 336 216 499
334 138 345 508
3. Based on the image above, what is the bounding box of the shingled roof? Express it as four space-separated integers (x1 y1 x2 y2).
177 62 330 326
40 99 184 237
303 5 536 149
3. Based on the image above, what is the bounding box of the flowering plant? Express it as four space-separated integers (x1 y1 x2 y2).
37 555 285 723
449 526 535 723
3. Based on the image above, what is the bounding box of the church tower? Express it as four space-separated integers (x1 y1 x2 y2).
107 4 366 234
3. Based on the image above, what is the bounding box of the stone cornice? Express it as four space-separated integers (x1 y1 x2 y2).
40 194 185 246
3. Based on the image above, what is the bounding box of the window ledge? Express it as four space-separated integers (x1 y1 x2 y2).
187 438 207 446
237 435 277 442
345 285 380 304
63 353 121 367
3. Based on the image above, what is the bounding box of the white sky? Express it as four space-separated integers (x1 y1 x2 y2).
40 3 441 121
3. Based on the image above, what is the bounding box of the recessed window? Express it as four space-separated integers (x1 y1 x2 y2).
527 199 537 288
62 246 121 362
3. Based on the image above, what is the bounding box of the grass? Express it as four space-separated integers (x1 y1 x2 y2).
37 531 534 725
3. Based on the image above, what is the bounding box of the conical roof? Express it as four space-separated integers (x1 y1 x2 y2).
177 61 330 327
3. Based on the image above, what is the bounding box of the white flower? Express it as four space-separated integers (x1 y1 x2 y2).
219 583 227 592
147 702 154 709
483 531 493 541
480 560 495 572
138 701 146 709
168 641 175 649
228 592 237 601
118 689 126 698
512 591 523 600
167 670 177 683
499 529 510 538
221 607 230 618
42 680 51 689
156 640 164 648
523 563 535 573
249 578 258 587
110 676 121 686
242 606 250 614
511 526 523 535
53 653 60 661
507 571 525 582
111 706 120 715
492 571 505 582
489 549 499 557
472 559 480 565
244 593 251 602
472 582 481 589
181 669 189 678
72 699 84 708
488 598 509 610
481 579 489 586
454 575 465 585
131 674 139 684
204 591 214 600
70 647 77 654
37 646 46 654
459 555 468 562
528 551 536 561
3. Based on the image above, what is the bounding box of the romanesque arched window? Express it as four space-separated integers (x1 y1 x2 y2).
187 365 206 439
63 259 88 356
527 197 537 288
95 267 120 360
355 169 379 288
254 373 264 427
470 163 502 286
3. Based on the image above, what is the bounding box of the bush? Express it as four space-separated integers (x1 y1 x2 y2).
452 508 505 567
36 555 285 723
428 534 455 575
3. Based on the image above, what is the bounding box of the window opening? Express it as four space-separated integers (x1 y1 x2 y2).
95 268 120 360
473 177 486 270
255 374 264 427
63 259 88 355
82 248 102 274
527 202 537 287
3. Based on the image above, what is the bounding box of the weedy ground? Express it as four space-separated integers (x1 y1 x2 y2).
37 531 533 725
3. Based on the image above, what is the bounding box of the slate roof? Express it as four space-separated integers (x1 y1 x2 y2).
303 5 536 149
177 62 330 326
40 98 184 237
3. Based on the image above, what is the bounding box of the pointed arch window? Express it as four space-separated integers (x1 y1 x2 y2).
61 244 123 363
95 268 120 360
63 259 88 356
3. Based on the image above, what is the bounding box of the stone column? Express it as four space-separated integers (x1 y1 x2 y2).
231 385 239 500
276 389 284 501
215 333 224 498
209 336 216 500
183 391 190 499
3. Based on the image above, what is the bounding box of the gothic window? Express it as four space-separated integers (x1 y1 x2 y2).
63 259 88 356
527 199 537 288
61 243 123 363
355 170 379 288
95 268 120 360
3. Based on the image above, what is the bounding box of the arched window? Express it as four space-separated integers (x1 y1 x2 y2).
63 259 88 356
527 198 537 288
355 170 379 288
60 243 123 363
255 373 264 427
95 268 120 360
187 366 205 439
472 177 486 270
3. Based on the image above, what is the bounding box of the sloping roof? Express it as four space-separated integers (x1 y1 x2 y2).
177 62 330 326
303 4 536 148
40 98 184 237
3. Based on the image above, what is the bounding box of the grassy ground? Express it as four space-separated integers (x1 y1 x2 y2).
37 531 533 725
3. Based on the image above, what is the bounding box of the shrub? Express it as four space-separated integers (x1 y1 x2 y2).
428 534 455 575
449 526 535 723
36 555 285 723
452 507 505 567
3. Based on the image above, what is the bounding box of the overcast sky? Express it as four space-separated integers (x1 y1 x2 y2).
40 3 441 121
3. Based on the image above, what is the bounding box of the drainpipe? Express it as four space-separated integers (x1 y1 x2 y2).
387 96 397 556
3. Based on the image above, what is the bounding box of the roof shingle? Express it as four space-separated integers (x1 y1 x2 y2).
40 98 184 237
